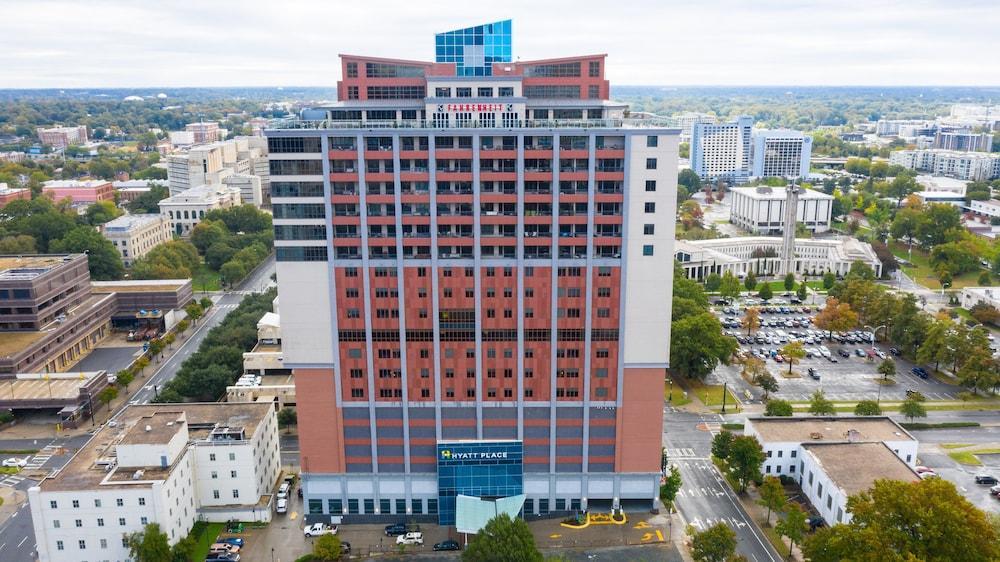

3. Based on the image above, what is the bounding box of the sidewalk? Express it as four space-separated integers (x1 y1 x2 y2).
0 486 26 526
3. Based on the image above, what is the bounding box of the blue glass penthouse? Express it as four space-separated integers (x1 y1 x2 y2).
435 20 512 77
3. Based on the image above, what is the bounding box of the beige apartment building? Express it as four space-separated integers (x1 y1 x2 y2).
101 214 173 267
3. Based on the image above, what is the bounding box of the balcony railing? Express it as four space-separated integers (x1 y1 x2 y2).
271 117 680 130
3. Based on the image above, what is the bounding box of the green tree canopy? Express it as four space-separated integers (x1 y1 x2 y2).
764 399 793 417
758 476 787 526
729 435 765 493
803 478 1000 562
127 523 172 562
758 282 773 300
690 521 737 562
705 272 722 292
670 312 737 379
808 390 836 416
313 533 342 561
462 513 542 562
854 400 882 416
49 225 124 280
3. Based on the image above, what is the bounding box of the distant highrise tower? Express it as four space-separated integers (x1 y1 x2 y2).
782 184 800 275
435 20 512 77
690 116 753 184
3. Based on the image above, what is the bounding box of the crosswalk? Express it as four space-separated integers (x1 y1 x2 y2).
0 473 25 487
0 444 57 487
665 447 698 459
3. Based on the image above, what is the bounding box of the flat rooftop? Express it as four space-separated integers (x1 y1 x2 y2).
121 412 186 445
102 214 166 231
0 372 104 401
803 442 920 496
91 279 190 293
0 254 77 276
0 331 46 357
731 186 834 200
748 416 914 444
41 402 272 492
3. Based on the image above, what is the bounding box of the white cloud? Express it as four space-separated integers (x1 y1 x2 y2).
0 0 996 87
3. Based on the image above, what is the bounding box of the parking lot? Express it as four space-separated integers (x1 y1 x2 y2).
711 298 961 402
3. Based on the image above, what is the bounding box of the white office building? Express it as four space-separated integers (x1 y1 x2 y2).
934 129 994 152
690 116 753 183
101 214 173 267
29 403 281 562
744 417 920 526
222 173 263 208
970 199 1000 219
729 186 833 234
960 286 1000 310
167 137 269 201
751 129 812 179
674 235 882 279
159 184 241 235
889 149 1000 181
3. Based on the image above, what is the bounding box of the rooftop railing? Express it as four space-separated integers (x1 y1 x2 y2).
270 117 679 131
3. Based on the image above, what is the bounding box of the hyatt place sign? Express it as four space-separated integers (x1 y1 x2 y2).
440 449 508 461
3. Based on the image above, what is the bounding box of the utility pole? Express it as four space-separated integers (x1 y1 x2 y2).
721 381 728 413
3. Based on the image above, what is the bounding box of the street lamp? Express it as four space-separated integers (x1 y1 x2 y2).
668 379 674 402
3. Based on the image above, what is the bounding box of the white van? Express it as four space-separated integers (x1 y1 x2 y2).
276 498 288 514
278 482 290 499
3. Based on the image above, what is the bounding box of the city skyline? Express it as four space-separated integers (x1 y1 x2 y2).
1 0 998 88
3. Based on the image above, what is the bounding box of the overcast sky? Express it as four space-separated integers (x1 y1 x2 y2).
1 0 997 88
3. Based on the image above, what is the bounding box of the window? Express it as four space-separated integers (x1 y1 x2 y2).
646 158 657 169
646 136 658 147
478 87 493 97
642 245 654 256
643 224 655 235
589 61 600 77
138 497 146 506
211 471 218 479
209 454 216 462
213 490 221 499
456 87 472 97
231 470 237 478
56 541 64 551
499 87 514 97
141 517 148 525
346 62 358 77
119 517 126 526
348 499 360 514
94 499 101 508
232 490 239 499
50 501 57 509
435 87 451 97
644 202 656 213
645 180 656 192
97 518 104 527
791 450 797 458
596 368 608 378
72 500 80 508
53 520 60 528
351 388 365 398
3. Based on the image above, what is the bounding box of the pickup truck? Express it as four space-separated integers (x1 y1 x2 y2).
303 523 338 537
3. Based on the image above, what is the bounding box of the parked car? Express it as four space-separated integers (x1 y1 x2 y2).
808 367 820 381
990 484 1000 496
303 523 337 537
433 539 461 551
385 523 420 536
919 471 939 480
854 348 867 357
1 457 27 468
889 347 901 356
396 532 424 546
838 349 851 358
209 543 240 554
975 475 998 485
915 466 933 474
205 554 239 562
911 367 929 379
217 538 244 548
905 389 924 400
276 498 288 514
873 348 886 359
277 482 290 499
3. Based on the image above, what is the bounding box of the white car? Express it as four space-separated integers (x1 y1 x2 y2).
303 523 337 537
396 532 424 546
276 498 288 514
2 457 27 468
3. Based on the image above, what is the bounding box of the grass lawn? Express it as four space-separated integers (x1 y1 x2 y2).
664 376 693 407
941 443 973 449
192 264 221 292
681 378 740 410
0 467 19 475
949 451 983 466
762 524 792 558
888 241 990 290
190 522 225 561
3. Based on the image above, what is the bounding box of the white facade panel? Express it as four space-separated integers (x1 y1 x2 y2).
277 261 335 366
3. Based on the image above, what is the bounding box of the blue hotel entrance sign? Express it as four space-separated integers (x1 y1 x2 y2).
436 440 524 526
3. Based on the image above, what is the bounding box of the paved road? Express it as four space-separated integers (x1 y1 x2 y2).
663 409 781 562
126 255 276 406
0 434 89 562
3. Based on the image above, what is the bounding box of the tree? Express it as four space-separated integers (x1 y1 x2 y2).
741 306 760 336
97 386 118 411
886 174 917 205
978 271 992 286
0 234 37 254
462 513 542 562
728 435 765 493
711 430 734 460
957 348 999 395
741 355 767 384
278 407 298 432
705 272 722 292
916 319 950 372
171 535 196 562
127 184 169 213
969 303 1000 327
185 302 203 324
796 281 808 302
127 523 172 562
220 259 248 286
757 372 779 400
176 318 190 334
719 271 742 301
758 476 786 527
117 370 135 392
758 282 773 300
854 400 882 416
877 358 896 383
814 297 859 340
900 398 927 422
678 169 702 193
49 225 124 280
148 339 165 360
690 522 737 562
671 312 737 379
200 297 213 310
776 504 808 560
765 399 793 416
744 271 758 291
313 533 342 561
822 271 836 290
190 220 228 254
779 341 805 375
808 390 836 416
84 200 123 225
783 272 796 291
659 464 682 508
803 478 1000 562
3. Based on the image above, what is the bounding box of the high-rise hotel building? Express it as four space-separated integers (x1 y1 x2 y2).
266 21 678 524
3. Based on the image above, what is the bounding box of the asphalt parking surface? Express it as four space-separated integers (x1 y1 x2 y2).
710 300 960 403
